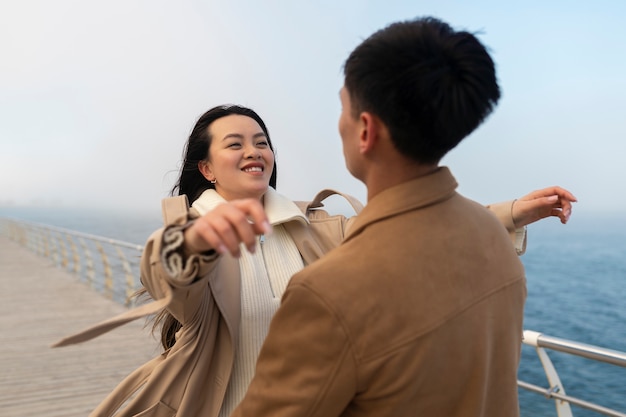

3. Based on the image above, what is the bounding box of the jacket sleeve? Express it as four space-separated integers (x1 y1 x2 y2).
140 220 220 325
485 200 527 255
231 282 357 417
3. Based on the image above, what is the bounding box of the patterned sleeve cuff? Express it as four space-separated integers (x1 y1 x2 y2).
161 224 217 283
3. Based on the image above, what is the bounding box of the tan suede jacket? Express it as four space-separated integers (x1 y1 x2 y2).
232 167 527 417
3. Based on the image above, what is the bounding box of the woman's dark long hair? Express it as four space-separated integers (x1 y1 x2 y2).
145 105 278 350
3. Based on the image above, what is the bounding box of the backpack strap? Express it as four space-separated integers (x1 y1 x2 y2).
296 189 364 215
287 189 363 265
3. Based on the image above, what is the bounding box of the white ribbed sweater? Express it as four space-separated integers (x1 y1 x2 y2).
192 188 307 416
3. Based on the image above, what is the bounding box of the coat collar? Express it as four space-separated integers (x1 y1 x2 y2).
192 187 308 226
344 166 458 241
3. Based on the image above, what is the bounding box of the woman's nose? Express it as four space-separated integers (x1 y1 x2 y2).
244 146 262 159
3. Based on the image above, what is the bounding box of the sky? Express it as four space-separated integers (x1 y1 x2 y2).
1 0 625 217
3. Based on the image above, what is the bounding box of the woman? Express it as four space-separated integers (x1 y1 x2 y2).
69 105 576 416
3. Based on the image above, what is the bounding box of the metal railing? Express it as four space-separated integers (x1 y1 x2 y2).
518 330 626 417
0 217 144 306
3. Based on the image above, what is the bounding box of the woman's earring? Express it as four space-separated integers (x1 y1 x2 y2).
210 179 216 184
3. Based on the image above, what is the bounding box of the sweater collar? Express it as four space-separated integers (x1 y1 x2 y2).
345 166 458 241
191 187 308 226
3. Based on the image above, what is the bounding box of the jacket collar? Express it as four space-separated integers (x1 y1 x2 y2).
345 166 458 241
192 187 308 226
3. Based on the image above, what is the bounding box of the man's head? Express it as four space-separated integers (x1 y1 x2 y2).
342 16 501 165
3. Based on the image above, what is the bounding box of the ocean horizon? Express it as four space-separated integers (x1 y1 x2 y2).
1 205 625 416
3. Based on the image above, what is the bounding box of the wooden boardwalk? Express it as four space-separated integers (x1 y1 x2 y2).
0 236 159 416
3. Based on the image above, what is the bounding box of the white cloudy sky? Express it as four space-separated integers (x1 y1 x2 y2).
1 0 625 216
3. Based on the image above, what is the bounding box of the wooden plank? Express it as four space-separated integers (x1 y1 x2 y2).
0 237 159 416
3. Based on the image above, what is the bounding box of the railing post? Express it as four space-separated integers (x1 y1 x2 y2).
43 230 51 259
34 225 44 257
523 330 574 417
66 235 81 275
96 242 113 299
115 246 137 306
79 237 96 287
59 232 69 269
51 231 61 265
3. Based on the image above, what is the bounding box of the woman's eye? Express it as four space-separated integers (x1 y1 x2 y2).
257 141 269 147
227 142 242 148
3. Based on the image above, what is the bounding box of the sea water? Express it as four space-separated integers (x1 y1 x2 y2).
1 206 624 416
518 212 626 416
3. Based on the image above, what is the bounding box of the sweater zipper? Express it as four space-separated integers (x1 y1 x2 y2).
259 235 275 297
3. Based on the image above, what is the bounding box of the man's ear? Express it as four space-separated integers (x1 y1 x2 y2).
359 112 381 154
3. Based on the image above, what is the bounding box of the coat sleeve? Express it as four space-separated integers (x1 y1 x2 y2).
231 283 357 417
140 221 220 325
485 200 527 255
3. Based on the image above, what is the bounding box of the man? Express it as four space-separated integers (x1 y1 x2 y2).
231 16 526 416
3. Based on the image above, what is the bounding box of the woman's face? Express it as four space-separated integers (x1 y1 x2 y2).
201 114 275 201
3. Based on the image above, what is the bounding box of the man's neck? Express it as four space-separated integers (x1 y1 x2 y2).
365 162 439 202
